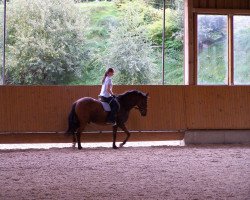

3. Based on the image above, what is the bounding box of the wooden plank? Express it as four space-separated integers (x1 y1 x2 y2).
0 86 186 132
199 0 207 8
233 0 240 9
193 8 250 15
217 0 226 9
226 0 234 9
1 86 250 140
239 0 249 9
193 0 199 8
113 86 186 130
208 0 217 8
185 86 250 129
0 132 185 144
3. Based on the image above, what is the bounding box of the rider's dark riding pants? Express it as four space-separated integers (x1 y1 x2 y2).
100 96 119 122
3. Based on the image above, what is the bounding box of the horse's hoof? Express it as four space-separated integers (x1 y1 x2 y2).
72 143 76 148
119 143 124 148
78 146 83 150
113 145 118 149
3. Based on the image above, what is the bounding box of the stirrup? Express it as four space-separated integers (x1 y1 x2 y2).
106 121 116 126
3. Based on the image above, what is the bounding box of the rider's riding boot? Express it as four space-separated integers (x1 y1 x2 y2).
106 114 116 126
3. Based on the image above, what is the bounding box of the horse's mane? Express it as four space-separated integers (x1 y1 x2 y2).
117 90 146 99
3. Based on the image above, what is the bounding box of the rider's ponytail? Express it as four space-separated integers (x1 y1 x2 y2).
102 68 114 84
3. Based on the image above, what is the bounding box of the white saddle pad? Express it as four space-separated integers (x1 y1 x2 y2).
101 102 111 112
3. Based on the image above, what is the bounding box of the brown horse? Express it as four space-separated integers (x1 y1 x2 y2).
67 90 148 149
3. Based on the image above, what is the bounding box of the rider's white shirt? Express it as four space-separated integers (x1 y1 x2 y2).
100 76 112 98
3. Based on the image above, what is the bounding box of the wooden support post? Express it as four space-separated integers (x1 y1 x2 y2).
228 15 234 85
162 0 166 85
1 0 6 85
184 0 195 85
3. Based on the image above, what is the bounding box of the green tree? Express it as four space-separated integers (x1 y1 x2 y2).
104 0 158 84
147 7 184 84
234 27 250 84
198 15 227 50
197 15 228 84
6 0 89 85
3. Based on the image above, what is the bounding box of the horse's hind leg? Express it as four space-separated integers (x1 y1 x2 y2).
119 124 130 148
72 133 77 148
76 129 83 150
76 124 86 150
112 125 118 149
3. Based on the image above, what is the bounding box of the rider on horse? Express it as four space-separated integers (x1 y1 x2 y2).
99 68 119 125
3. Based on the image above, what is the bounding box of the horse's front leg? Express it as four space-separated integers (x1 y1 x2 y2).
112 125 118 149
72 133 77 148
119 124 130 148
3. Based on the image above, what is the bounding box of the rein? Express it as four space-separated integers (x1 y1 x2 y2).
134 106 146 114
134 106 139 110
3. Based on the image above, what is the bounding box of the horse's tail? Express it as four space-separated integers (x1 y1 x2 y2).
66 102 80 134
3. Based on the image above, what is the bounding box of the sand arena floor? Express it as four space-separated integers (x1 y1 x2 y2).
0 144 249 200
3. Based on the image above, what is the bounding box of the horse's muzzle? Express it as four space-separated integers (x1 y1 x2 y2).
141 110 147 116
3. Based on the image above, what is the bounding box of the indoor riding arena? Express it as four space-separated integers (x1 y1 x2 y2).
0 0 250 200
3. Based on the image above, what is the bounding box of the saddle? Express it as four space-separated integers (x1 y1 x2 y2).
100 101 111 112
98 96 111 112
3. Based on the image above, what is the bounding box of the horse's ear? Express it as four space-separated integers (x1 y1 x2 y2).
146 93 149 97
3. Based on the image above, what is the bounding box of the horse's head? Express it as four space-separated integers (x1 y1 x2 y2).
118 90 149 116
137 92 149 117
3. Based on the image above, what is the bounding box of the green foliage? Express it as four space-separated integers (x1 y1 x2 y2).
197 15 228 85
2 0 248 86
198 15 227 47
2 0 186 85
75 1 120 85
198 42 228 85
119 0 162 24
148 9 183 46
198 16 250 85
104 1 158 85
165 47 184 85
147 7 184 85
0 3 3 68
144 0 183 9
6 0 89 85
113 0 133 8
234 27 250 84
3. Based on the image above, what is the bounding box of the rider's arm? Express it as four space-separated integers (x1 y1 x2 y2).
107 84 114 96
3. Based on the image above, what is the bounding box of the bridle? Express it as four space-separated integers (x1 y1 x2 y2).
134 105 147 115
133 94 148 115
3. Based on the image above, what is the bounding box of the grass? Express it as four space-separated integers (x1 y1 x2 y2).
198 42 228 85
79 2 120 41
78 2 119 23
